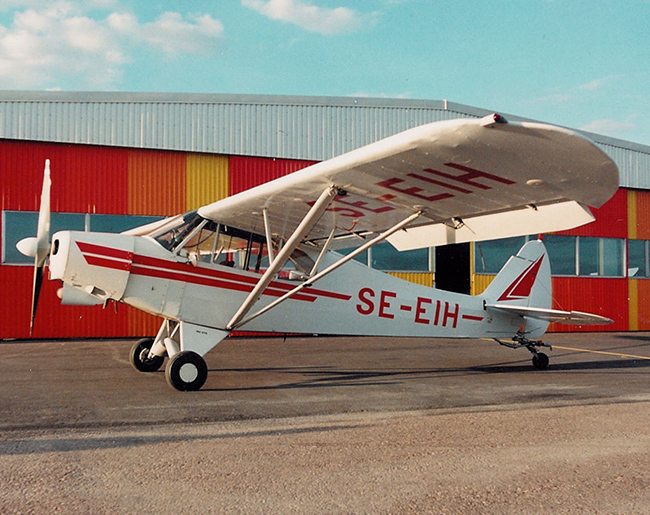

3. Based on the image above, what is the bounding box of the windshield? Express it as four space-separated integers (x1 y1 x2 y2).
147 211 315 275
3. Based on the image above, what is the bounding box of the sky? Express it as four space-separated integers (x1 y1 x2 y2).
1 0 649 146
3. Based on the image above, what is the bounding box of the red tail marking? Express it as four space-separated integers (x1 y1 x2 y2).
497 256 544 302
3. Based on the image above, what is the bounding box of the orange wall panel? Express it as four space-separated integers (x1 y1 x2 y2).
631 279 650 331
631 189 650 239
128 150 186 216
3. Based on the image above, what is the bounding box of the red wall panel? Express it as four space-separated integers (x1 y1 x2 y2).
549 277 628 332
554 188 627 238
229 156 317 195
0 140 129 214
0 266 132 339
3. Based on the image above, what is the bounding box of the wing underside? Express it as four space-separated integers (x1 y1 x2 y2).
198 115 619 249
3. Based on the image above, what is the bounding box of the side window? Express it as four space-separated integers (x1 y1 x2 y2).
370 242 429 272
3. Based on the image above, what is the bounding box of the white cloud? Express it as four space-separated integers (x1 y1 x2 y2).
123 12 223 55
0 2 224 88
580 117 637 136
349 91 412 99
242 0 362 35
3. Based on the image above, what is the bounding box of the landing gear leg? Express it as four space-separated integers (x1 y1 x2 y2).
162 321 230 392
495 332 552 370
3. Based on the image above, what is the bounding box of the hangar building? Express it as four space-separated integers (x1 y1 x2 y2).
1 91 650 339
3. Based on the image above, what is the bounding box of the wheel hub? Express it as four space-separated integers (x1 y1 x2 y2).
179 362 199 383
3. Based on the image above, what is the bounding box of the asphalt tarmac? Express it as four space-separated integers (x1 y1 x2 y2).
2 332 650 430
2 332 650 513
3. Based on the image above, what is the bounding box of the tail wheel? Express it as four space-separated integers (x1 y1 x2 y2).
532 352 549 370
130 338 165 373
165 351 208 391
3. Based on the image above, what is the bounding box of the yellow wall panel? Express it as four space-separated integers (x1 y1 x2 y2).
387 272 434 287
628 190 638 239
186 153 229 210
472 274 496 295
128 150 186 216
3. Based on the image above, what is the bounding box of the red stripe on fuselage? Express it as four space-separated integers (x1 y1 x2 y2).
461 314 484 322
76 241 350 303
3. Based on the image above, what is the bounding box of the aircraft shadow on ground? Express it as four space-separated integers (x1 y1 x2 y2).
203 356 650 392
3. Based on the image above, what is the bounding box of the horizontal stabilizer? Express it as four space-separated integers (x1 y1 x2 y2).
486 303 613 325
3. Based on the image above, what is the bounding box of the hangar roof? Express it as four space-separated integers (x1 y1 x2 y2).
1 90 649 189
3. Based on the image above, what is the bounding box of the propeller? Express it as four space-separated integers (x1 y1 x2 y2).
16 159 52 334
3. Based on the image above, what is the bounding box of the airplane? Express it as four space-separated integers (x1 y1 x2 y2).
16 114 619 391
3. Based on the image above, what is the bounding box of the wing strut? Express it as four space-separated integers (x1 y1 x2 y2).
228 210 422 330
226 186 340 330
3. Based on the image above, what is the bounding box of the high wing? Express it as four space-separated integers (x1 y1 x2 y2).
198 114 619 250
485 304 614 325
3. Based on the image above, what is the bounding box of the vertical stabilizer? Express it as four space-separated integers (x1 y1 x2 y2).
482 239 552 337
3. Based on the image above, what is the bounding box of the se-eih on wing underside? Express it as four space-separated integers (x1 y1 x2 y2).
198 115 619 250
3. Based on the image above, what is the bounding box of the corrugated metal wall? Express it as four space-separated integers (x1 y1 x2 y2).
626 189 650 330
0 140 231 339
229 156 316 195
388 272 434 287
3 91 648 189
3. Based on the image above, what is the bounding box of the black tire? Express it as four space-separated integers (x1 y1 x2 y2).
165 351 208 391
532 352 549 370
130 338 165 373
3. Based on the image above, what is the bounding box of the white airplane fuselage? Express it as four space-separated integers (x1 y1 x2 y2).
49 229 533 341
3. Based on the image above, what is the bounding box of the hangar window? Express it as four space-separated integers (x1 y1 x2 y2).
545 235 625 277
337 243 431 272
474 236 529 274
628 239 649 277
2 210 162 265
474 235 626 278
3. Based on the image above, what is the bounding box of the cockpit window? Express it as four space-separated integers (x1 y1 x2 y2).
147 210 315 276
148 210 204 252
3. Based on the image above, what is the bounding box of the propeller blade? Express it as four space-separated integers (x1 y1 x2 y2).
35 159 51 267
30 264 44 334
27 160 52 334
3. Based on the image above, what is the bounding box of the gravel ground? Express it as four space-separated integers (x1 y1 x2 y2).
2 401 650 514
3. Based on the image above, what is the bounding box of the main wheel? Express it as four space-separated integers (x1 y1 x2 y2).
130 338 165 373
165 351 208 391
532 352 549 370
